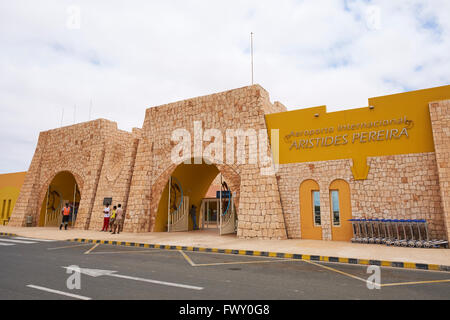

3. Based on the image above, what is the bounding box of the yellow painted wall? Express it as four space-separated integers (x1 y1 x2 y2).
266 85 450 179
38 171 80 226
0 172 26 225
154 162 220 232
299 179 322 240
329 179 352 241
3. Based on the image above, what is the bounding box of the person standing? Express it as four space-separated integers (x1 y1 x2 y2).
112 204 124 234
189 204 198 230
101 203 110 231
60 203 70 230
109 205 117 232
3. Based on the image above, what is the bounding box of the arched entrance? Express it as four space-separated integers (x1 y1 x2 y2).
153 160 239 235
329 179 352 241
299 179 322 240
38 171 81 227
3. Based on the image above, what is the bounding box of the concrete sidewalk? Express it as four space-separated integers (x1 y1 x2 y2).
1 226 449 268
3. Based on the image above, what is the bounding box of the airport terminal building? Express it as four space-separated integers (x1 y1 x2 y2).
6 84 450 242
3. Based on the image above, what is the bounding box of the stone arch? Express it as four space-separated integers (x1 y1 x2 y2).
35 169 85 227
148 158 241 232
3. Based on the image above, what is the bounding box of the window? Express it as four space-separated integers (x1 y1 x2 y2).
7 199 12 218
312 191 321 226
1 200 5 219
330 190 340 226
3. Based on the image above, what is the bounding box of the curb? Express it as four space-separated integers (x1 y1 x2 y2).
68 238 450 272
0 232 17 237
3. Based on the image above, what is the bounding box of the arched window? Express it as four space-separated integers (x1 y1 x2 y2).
299 179 322 240
329 179 352 241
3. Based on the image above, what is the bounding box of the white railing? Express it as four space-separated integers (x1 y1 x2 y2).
169 196 189 232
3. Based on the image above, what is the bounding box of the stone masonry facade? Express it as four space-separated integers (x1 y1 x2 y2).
277 152 445 240
429 100 450 241
8 86 450 241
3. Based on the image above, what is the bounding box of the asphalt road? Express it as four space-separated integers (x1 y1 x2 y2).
0 235 449 300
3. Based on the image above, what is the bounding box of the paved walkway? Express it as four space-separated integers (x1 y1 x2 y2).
1 226 449 266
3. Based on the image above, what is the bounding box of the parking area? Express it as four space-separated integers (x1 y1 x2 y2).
0 235 449 300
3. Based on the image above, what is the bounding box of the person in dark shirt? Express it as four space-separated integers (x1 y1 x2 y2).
189 205 198 230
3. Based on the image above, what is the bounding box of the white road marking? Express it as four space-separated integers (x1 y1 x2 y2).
63 266 204 291
109 273 204 291
13 237 57 242
48 243 92 250
26 285 91 300
0 242 15 246
0 238 37 244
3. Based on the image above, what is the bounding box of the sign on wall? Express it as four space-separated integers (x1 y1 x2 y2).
265 85 450 179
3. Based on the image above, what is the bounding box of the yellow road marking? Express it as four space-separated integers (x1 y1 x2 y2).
179 250 196 266
87 249 161 255
403 263 416 269
193 259 294 267
84 243 100 255
302 259 369 284
381 279 450 287
48 243 92 250
178 250 294 267
179 249 289 260
428 264 440 271
302 259 450 288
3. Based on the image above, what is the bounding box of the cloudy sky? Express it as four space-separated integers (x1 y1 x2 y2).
0 0 449 173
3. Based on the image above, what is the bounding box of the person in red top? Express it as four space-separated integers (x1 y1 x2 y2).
101 204 111 231
60 203 71 230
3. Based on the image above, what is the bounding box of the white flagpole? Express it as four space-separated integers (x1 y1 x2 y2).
89 99 92 121
251 32 254 85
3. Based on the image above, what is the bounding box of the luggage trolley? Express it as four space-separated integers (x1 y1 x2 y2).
360 219 370 244
354 219 365 243
406 219 419 248
373 219 383 244
392 219 407 247
418 219 449 248
399 219 409 247
367 219 377 244
384 219 395 246
349 219 358 243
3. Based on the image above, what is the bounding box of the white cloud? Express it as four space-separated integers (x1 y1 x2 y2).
0 0 449 173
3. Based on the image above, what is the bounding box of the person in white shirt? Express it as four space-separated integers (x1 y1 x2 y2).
101 204 111 231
